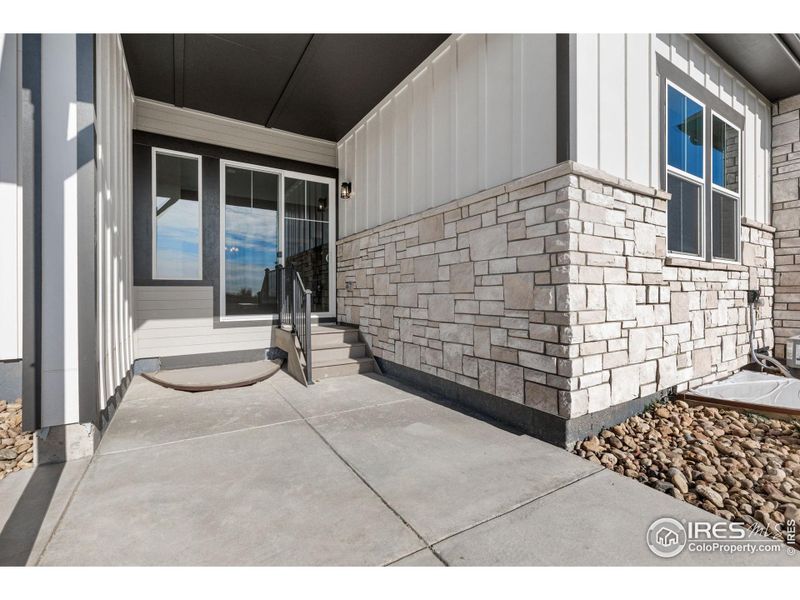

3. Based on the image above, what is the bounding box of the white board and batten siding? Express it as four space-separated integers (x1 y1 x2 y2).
133 287 271 358
133 97 337 168
573 33 772 225
337 34 558 238
96 34 135 409
0 34 22 362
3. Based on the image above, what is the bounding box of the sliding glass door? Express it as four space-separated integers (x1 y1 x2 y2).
220 161 334 320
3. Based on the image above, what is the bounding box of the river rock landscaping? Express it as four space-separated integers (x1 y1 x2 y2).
574 399 800 546
0 399 34 480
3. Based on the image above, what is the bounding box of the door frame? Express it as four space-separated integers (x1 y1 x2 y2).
218 158 336 322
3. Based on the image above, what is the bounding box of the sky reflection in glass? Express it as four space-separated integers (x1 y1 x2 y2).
667 85 704 178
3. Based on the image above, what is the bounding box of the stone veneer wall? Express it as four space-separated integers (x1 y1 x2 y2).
772 93 800 360
336 162 774 426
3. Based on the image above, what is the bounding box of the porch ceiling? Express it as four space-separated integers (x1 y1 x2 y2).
698 34 800 102
120 34 449 142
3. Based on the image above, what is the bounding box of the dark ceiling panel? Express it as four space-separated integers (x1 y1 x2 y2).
268 34 448 140
698 33 800 101
122 33 449 141
182 34 312 125
121 34 175 105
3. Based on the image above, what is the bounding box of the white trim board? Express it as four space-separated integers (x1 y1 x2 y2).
134 98 338 168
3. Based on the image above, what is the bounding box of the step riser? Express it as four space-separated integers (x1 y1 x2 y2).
314 361 374 379
311 331 360 346
313 345 366 362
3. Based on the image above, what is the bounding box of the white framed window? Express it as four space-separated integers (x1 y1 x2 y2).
666 82 705 259
151 147 203 280
710 113 741 262
664 81 742 264
219 159 336 321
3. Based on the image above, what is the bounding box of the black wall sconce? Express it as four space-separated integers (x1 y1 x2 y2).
340 181 352 199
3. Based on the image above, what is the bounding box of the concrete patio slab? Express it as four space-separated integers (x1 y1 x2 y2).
39 421 423 565
7 370 795 566
388 548 445 566
98 377 301 455
269 371 423 419
433 469 800 566
0 458 90 566
309 395 602 543
122 376 189 402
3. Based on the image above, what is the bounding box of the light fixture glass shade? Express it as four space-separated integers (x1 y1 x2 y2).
340 181 352 199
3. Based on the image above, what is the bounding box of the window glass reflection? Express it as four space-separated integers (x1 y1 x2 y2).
667 86 704 178
712 117 739 193
154 153 201 279
224 167 279 316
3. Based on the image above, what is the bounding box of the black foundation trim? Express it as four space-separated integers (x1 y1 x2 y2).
375 357 668 449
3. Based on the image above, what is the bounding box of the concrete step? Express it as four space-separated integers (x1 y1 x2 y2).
312 356 374 380
312 342 367 362
310 325 360 346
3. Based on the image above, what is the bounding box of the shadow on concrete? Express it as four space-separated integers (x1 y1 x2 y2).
0 444 66 566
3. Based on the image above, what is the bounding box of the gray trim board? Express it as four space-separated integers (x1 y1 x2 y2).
0 360 22 401
20 34 42 432
656 55 746 263
655 55 746 138
375 357 668 449
76 33 99 426
556 33 572 163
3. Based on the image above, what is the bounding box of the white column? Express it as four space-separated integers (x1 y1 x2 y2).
40 34 81 427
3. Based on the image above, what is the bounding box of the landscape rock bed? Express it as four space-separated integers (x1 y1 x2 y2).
574 400 800 546
0 400 34 480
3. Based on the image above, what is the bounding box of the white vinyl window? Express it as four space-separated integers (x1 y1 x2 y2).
152 148 203 280
666 83 705 258
665 82 741 263
710 114 741 262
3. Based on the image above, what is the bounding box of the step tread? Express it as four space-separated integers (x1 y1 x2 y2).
311 341 366 350
310 325 359 335
312 356 374 368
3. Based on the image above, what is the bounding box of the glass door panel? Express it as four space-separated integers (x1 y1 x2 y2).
284 177 330 313
223 165 280 317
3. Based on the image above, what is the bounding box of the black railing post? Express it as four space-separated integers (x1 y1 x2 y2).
305 289 312 384
276 264 283 327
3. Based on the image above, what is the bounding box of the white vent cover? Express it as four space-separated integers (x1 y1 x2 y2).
788 335 800 369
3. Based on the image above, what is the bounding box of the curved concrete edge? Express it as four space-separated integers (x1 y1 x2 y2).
141 358 284 393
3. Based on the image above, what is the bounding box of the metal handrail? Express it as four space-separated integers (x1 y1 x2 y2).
277 264 312 384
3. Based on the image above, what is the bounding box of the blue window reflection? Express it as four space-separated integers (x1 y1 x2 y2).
667 86 703 178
